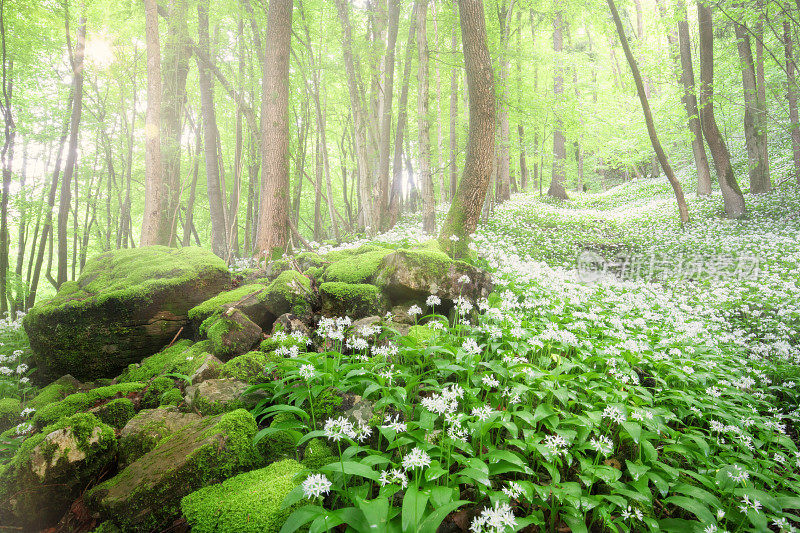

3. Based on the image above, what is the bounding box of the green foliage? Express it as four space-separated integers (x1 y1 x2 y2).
0 398 21 432
33 382 146 428
220 350 280 383
117 340 209 383
141 377 176 410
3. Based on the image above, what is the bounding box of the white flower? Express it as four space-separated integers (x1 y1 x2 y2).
470 502 516 533
589 435 613 455
727 464 749 483
458 275 471 284
324 417 356 442
20 407 35 418
382 413 406 433
426 295 441 307
298 364 315 380
482 374 500 388
408 305 423 317
462 338 481 356
472 405 495 422
15 363 28 375
501 481 523 500
543 434 569 458
302 473 332 499
402 447 431 470
449 234 460 242
379 468 408 487
602 406 626 424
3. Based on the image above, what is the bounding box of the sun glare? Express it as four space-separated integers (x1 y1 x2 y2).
84 34 114 68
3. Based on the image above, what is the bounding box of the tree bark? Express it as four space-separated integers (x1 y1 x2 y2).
608 0 689 224
449 15 460 200
142 0 167 246
548 11 569 200
676 0 712 195
255 0 292 257
735 20 770 193
0 0 13 313
439 0 495 253
197 0 228 258
417 0 436 234
388 3 417 228
183 114 201 247
698 3 746 218
496 1 512 202
516 11 528 191
785 19 800 184
57 9 85 287
378 0 400 231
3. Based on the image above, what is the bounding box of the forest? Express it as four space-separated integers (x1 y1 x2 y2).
1 0 800 531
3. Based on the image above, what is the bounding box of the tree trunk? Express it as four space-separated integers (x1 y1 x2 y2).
377 0 399 231
417 0 436 234
439 0 495 253
496 1 511 202
698 3 745 218
183 116 201 247
676 0 712 195
57 10 86 288
549 11 569 200
755 4 768 187
734 21 769 193
197 0 228 258
388 2 417 228
785 19 800 184
449 15 460 200
0 0 13 313
608 0 688 224
255 0 292 257
142 0 168 246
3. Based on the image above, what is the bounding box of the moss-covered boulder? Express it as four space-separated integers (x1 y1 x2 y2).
204 308 263 360
181 459 303 533
219 350 278 383
27 374 82 411
320 282 387 319
0 397 21 432
23 246 232 381
92 397 136 429
117 340 209 384
323 247 393 284
263 270 316 318
188 283 272 330
87 409 261 531
33 382 146 428
184 378 249 415
117 406 201 467
0 413 116 530
375 247 493 305
302 438 335 469
141 376 178 409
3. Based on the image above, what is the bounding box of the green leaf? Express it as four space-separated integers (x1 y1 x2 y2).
417 500 469 533
320 461 380 482
279 505 325 533
401 485 429 533
621 421 641 443
663 495 714 523
356 497 389 530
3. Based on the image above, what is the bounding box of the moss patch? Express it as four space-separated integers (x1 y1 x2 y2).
302 438 335 469
220 350 281 383
264 270 314 317
187 283 270 324
0 398 21 432
323 248 393 284
180 459 303 533
117 340 209 383
141 376 176 410
94 398 135 429
33 382 146 428
27 375 81 411
319 282 385 318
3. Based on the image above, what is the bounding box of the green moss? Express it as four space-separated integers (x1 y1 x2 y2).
295 252 326 269
0 398 21 432
315 388 343 421
264 270 313 317
192 392 245 417
258 413 296 463
319 282 385 318
323 248 393 284
220 350 281 383
325 244 390 263
187 283 270 324
117 340 209 383
302 438 335 469
27 376 81 411
90 521 122 533
142 377 176 410
95 398 135 429
180 459 303 533
159 388 183 407
88 409 260 532
33 382 146 428
304 266 324 283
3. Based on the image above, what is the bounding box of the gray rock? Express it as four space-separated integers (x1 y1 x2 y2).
185 378 250 416
207 308 263 360
190 353 223 384
118 407 202 467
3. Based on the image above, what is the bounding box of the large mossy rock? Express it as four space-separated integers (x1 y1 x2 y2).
0 413 117 530
180 459 303 533
24 246 232 381
375 247 493 305
87 409 261 532
118 406 202 467
204 308 263 360
319 282 387 319
33 382 146 428
188 283 272 330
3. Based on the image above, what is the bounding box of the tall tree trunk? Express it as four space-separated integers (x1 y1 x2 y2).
197 0 228 258
698 3 745 218
388 2 417 228
57 8 86 287
531 11 539 193
255 0 292 257
377 0 399 231
784 19 800 184
608 0 689 224
433 1 445 202
516 11 528 191
755 3 768 187
496 1 511 202
142 0 167 246
417 0 436 234
549 11 569 200
160 0 191 246
0 0 13 314
439 0 495 254
734 20 770 193
449 15 460 200
313 129 323 241
676 0 712 195
183 116 201 246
